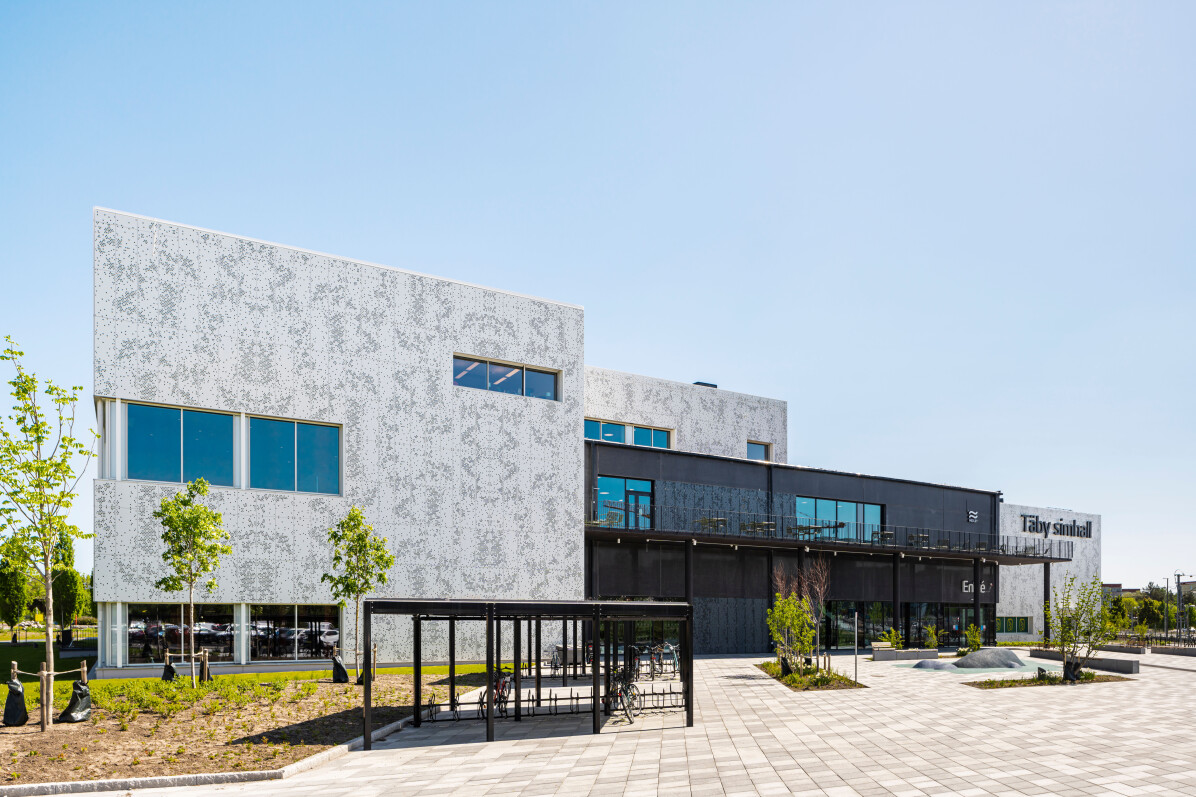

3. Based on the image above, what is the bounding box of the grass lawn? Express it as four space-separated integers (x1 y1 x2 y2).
757 660 865 691
0 664 490 785
0 643 95 682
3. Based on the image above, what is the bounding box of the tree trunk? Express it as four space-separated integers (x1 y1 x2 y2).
188 584 197 688
354 597 361 678
42 553 53 730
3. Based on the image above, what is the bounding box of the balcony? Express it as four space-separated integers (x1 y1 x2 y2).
585 501 1073 563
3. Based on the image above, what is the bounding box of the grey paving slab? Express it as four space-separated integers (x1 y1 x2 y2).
90 651 1196 796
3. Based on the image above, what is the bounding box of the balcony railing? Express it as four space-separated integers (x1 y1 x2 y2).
585 501 1073 561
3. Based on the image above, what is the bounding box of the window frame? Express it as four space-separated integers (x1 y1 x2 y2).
124 401 237 487
584 418 672 449
452 354 561 401
746 440 771 461
248 415 342 496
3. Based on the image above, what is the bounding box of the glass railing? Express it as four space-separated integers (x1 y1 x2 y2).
585 500 1073 561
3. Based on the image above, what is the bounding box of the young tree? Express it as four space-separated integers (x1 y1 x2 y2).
153 478 231 688
802 555 831 672
766 592 816 675
322 506 395 678
0 556 28 632
0 338 96 723
1043 573 1117 679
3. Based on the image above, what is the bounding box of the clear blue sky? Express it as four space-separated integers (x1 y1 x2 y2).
1 3 1192 588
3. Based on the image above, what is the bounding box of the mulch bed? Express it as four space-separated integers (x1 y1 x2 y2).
0 672 484 785
756 661 865 691
966 674 1131 689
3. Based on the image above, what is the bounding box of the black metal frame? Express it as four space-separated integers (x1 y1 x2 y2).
361 599 693 747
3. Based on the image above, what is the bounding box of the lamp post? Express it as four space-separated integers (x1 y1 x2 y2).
1175 572 1191 644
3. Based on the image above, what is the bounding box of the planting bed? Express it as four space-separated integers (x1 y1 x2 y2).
0 667 485 785
757 661 865 691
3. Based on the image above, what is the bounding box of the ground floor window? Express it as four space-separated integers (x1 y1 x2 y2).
996 616 1030 634
250 604 340 661
821 602 995 650
126 603 235 664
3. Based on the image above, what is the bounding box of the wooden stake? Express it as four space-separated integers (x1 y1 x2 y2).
38 663 47 732
80 661 87 685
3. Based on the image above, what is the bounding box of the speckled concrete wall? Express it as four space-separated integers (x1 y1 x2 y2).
93 209 585 664
584 367 788 463
995 502 1101 642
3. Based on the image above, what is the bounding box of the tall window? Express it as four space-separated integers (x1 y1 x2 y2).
584 419 670 449
250 418 340 495
126 404 234 486
594 476 653 530
794 495 882 539
453 356 558 401
250 604 340 661
746 441 770 461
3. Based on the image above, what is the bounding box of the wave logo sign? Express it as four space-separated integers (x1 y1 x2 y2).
967 510 979 523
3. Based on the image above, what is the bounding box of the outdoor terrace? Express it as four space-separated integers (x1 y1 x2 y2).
585 501 1073 563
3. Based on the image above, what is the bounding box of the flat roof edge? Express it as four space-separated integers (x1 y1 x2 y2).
92 207 584 311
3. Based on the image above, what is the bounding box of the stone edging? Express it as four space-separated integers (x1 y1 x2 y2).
0 708 429 797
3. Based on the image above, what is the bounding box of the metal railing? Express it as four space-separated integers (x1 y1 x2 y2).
586 501 1073 561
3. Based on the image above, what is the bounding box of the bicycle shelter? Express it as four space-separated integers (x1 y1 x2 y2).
361 599 694 745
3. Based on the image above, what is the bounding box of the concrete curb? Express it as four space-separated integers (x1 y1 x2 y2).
1028 649 1139 674
0 708 430 797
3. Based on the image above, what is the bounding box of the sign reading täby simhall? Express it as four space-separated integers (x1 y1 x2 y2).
1020 514 1093 538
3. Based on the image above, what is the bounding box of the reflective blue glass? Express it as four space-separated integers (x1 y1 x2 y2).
488 362 523 395
836 501 857 540
863 504 881 534
633 426 652 446
816 499 837 535
600 422 625 443
627 479 653 493
595 476 626 527
297 423 339 494
746 442 769 461
524 369 557 400
182 410 234 487
453 357 487 390
584 419 601 440
250 418 295 491
652 429 669 448
127 404 181 482
795 496 815 520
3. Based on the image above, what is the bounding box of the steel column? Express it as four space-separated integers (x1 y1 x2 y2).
684 603 694 728
893 554 901 640
561 617 568 686
362 603 372 750
413 615 422 727
485 605 494 742
591 606 601 734
448 617 456 709
535 619 542 706
1043 562 1051 643
973 558 982 639
514 616 522 721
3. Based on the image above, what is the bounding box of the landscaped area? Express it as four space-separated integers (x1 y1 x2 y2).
0 665 485 785
966 670 1132 689
756 660 864 691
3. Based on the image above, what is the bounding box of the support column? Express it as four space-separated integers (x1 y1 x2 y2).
892 554 901 639
603 620 612 714
1043 563 1051 643
448 617 456 709
362 603 372 750
513 617 522 722
572 619 579 678
413 615 422 728
561 618 568 687
535 620 542 706
486 606 495 742
591 607 601 734
684 603 694 728
973 558 982 642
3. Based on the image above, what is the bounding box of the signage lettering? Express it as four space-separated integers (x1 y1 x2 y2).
1020 514 1092 539
961 579 991 594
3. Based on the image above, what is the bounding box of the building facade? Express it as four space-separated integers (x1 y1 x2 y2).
91 209 1099 672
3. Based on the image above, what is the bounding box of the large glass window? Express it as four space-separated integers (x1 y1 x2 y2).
251 418 339 495
747 441 770 461
488 362 524 395
584 420 670 449
183 410 234 487
250 417 295 491
863 503 882 535
127 603 183 664
524 369 557 400
453 356 559 400
816 499 837 532
453 357 488 389
127 404 181 482
837 501 857 540
298 422 340 494
594 476 653 530
251 604 340 661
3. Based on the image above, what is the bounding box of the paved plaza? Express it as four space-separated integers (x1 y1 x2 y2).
101 650 1196 797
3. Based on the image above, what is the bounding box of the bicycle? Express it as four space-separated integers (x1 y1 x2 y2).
609 665 641 722
479 667 512 719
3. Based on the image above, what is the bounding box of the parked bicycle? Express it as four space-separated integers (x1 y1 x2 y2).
479 667 512 718
609 665 641 722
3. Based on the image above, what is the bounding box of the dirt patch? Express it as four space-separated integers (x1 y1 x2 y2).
756 661 865 691
0 672 484 785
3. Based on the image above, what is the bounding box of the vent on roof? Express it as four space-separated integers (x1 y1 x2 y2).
693 381 718 388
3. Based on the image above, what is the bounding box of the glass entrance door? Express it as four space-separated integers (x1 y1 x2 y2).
627 490 652 530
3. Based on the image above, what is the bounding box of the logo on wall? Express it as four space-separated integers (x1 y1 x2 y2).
1020 514 1093 539
967 510 979 523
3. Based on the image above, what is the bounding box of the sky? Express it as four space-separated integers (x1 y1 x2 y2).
0 3 1192 589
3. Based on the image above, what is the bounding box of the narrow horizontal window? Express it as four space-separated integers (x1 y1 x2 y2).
746 441 770 461
525 369 557 401
453 356 559 400
488 362 524 395
601 422 625 444
652 429 669 449
453 357 487 390
633 426 653 447
584 419 601 440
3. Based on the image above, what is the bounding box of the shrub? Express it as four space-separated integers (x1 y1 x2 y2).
925 626 939 649
878 627 903 649
964 624 982 652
